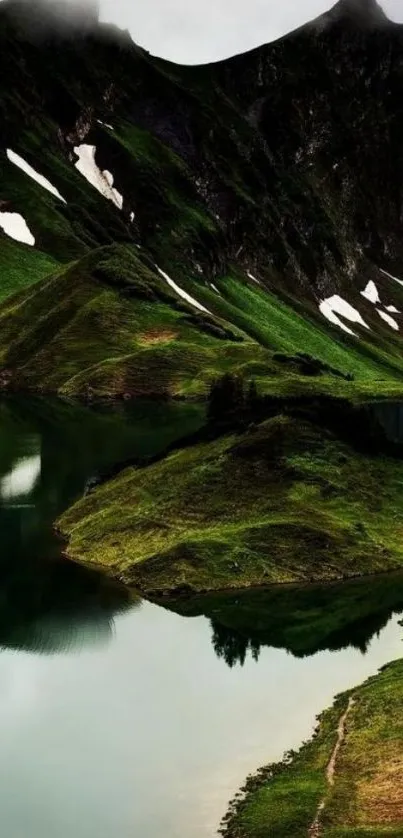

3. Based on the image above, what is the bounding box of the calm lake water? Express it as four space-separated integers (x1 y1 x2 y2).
1 396 403 838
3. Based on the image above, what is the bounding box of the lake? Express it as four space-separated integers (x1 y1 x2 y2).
0 395 403 838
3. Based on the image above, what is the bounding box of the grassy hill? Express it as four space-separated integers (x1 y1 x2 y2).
4 238 403 400
0 244 275 398
58 404 403 594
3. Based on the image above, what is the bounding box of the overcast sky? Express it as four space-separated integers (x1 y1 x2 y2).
99 0 403 63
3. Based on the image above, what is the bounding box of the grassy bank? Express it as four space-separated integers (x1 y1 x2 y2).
221 659 403 838
58 402 403 594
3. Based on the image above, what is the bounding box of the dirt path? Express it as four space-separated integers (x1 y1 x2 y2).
308 697 355 837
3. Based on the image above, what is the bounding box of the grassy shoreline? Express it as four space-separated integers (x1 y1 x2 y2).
220 660 403 837
58 397 403 596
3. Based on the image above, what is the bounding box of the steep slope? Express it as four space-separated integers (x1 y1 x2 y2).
1 0 403 397
5 242 403 399
0 244 275 398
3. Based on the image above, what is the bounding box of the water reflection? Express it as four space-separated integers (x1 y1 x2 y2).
0 558 135 655
0 395 202 655
1 452 41 504
0 398 403 837
168 571 403 667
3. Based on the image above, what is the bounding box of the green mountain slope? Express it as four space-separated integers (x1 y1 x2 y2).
1 0 403 399
0 244 276 397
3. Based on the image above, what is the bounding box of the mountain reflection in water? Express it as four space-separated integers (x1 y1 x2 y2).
0 395 202 655
167 570 403 667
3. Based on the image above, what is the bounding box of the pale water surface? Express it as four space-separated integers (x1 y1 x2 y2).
0 396 402 838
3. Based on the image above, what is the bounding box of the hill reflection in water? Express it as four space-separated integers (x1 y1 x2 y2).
0 395 201 655
168 570 403 667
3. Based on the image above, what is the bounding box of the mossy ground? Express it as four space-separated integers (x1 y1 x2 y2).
3 239 403 401
0 244 275 399
221 660 403 838
59 407 403 594
0 236 58 302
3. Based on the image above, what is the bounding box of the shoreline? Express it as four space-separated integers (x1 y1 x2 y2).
220 658 403 837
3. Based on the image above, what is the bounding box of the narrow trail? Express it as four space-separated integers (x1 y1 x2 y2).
308 696 355 838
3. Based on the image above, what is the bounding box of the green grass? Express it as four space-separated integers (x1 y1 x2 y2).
0 244 275 399
220 697 341 838
221 660 403 837
223 661 403 838
58 409 403 594
3 240 403 402
0 236 58 302
1 125 131 263
3 3 403 411
189 273 403 385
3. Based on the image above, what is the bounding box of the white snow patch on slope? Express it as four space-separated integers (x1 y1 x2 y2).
97 120 115 131
0 455 41 501
103 170 123 209
380 268 403 287
319 295 369 337
247 271 260 284
210 283 221 295
377 309 399 331
7 149 66 203
0 212 35 246
361 280 380 304
74 145 123 209
156 266 211 314
386 305 400 314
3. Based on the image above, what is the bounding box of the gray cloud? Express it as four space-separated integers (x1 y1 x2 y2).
99 0 403 63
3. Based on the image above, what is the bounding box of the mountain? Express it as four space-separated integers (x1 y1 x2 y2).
1 0 403 397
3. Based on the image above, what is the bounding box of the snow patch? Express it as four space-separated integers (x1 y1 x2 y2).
380 268 403 287
319 295 369 337
156 266 211 314
129 211 135 223
97 120 115 131
210 283 221 295
377 309 399 331
386 305 400 314
361 280 380 304
74 145 123 209
0 212 35 246
7 149 66 203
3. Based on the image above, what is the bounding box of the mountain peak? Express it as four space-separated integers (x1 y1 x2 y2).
314 0 389 31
